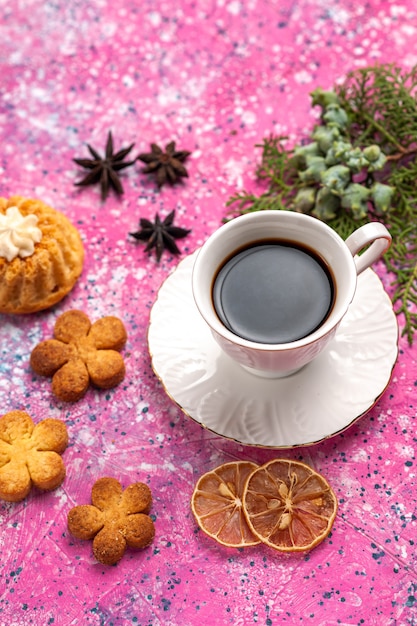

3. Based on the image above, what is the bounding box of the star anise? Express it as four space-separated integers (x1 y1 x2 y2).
129 210 191 262
73 131 136 201
137 141 191 188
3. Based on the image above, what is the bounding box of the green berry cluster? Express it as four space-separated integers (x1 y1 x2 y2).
292 88 394 220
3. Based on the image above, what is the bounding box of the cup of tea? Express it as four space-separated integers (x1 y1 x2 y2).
191 211 391 378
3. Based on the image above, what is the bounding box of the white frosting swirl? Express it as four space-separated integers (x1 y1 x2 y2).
0 206 43 262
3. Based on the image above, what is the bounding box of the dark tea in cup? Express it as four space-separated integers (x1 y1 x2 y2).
212 240 335 344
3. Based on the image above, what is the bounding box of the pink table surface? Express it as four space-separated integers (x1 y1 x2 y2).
1 1 417 625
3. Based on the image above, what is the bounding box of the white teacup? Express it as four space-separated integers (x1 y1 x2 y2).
192 211 391 378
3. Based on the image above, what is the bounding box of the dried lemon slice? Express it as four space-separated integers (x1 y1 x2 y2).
242 459 337 552
191 461 261 547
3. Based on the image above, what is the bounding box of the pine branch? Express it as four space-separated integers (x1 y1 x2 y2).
226 64 417 344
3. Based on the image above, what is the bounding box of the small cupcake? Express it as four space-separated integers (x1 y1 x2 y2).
0 196 84 314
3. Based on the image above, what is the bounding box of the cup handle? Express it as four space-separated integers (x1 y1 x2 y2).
344 222 392 275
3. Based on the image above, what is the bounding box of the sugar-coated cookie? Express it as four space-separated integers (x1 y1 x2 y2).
30 310 127 402
67 477 155 565
0 410 68 502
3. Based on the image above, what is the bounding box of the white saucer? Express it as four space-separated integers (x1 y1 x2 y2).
148 251 398 448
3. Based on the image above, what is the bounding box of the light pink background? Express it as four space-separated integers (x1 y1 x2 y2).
1 1 416 624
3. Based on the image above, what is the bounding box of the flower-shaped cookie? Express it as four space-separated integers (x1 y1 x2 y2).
0 410 68 502
30 310 127 402
67 477 155 565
